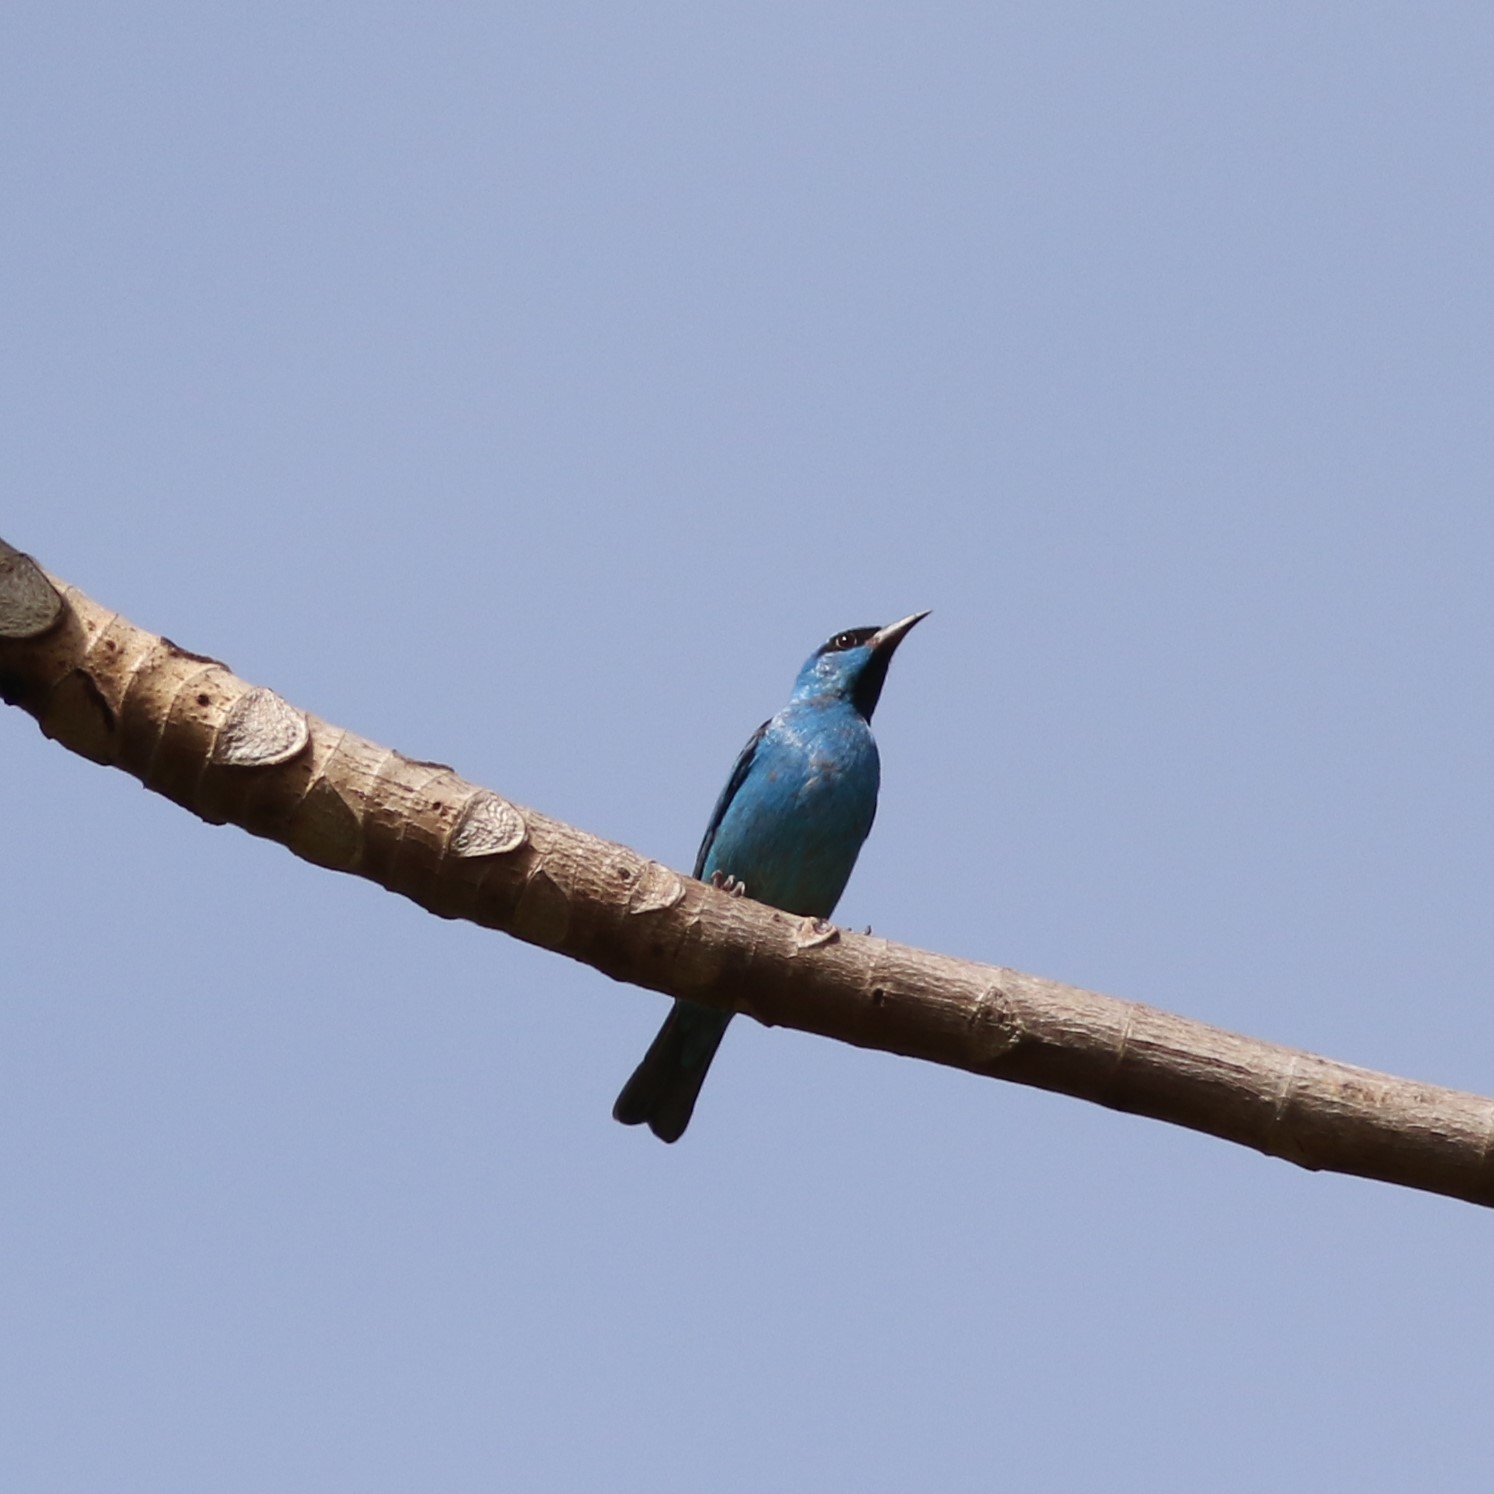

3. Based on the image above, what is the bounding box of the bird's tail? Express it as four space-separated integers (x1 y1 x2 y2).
612 1001 733 1143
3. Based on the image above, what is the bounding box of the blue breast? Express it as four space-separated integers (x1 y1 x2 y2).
700 701 880 918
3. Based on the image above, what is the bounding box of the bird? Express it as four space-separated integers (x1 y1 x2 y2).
612 612 929 1142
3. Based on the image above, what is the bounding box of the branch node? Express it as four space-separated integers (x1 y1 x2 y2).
1265 1054 1320 1169
967 984 1023 1067
44 668 117 762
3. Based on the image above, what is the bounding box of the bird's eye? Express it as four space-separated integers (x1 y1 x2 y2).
819 626 878 655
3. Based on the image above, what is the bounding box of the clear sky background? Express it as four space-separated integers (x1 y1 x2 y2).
4 5 1493 1490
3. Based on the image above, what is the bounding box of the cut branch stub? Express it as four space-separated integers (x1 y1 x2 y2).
0 544 64 640
212 686 310 767
628 861 686 914
451 790 528 857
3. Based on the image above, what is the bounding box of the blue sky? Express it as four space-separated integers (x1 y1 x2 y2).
4 5 1494 1489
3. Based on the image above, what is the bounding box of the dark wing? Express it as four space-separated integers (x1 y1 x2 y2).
693 719 770 879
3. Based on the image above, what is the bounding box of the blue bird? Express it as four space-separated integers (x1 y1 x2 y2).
613 612 928 1142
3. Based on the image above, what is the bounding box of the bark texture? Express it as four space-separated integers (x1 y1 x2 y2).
4 540 1493 1207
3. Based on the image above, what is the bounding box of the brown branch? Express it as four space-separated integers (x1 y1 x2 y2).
3 539 1493 1208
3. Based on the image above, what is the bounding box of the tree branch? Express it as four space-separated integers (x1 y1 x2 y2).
3 539 1492 1207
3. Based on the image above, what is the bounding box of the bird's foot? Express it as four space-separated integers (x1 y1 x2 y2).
710 871 748 898
793 917 840 951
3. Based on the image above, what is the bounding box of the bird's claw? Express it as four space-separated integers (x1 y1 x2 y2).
710 871 748 898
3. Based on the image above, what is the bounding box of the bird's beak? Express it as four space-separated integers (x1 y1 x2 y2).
868 610 930 657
